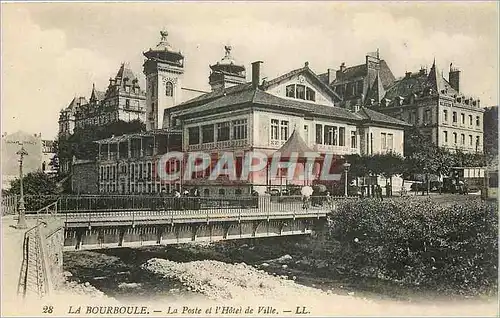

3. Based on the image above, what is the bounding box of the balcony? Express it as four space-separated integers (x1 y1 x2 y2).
313 144 355 155
187 139 249 151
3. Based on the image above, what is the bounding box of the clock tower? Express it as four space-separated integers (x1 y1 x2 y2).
143 29 185 130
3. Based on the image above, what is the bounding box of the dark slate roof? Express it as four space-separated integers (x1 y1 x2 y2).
116 63 138 81
66 96 88 110
358 107 410 126
175 83 253 108
277 129 319 159
174 84 408 128
341 64 366 80
332 60 395 89
365 73 385 104
384 62 458 101
378 60 396 89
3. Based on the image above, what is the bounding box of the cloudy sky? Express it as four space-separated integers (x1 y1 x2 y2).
2 2 498 139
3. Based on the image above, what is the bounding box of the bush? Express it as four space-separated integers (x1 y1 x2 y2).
327 198 498 295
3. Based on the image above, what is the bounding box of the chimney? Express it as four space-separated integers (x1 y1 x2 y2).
327 68 336 84
252 61 263 89
449 63 460 93
405 71 412 78
340 62 346 72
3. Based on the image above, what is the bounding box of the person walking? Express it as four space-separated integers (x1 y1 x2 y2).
377 184 383 201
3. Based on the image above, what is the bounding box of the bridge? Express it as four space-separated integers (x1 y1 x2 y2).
3 195 341 251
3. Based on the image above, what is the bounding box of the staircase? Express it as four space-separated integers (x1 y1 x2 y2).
17 202 64 299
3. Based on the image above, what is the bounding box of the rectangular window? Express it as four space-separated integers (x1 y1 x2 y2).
296 85 305 100
286 85 295 98
381 133 387 149
280 120 289 141
324 125 337 145
304 125 309 142
387 133 394 151
468 115 473 126
453 132 457 144
125 99 130 109
202 124 214 143
305 88 315 101
316 124 323 144
425 110 431 123
350 131 357 148
188 127 200 145
461 133 465 145
469 135 473 146
443 131 448 143
232 119 248 140
271 119 279 140
476 116 480 126
338 127 345 146
217 122 230 141
443 110 448 122
461 113 465 124
453 112 457 123
476 136 480 148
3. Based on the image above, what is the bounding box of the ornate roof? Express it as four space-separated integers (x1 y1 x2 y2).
210 46 245 74
143 29 184 63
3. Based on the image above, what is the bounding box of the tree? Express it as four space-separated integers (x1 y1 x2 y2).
3 171 59 196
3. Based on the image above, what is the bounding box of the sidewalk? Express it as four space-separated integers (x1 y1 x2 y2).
1 216 39 314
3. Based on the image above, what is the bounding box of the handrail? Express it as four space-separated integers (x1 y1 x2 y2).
17 221 49 298
35 201 58 223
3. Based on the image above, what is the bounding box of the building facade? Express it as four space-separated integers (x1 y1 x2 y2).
89 30 206 194
1 132 56 190
371 61 484 153
58 63 147 139
318 51 396 110
166 54 409 196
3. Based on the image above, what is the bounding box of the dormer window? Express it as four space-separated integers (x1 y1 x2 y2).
285 84 316 101
296 85 305 99
306 87 315 101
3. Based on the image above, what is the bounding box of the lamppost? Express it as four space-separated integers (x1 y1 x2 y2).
343 162 351 197
16 145 28 229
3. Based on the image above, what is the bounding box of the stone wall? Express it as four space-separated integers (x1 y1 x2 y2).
72 160 99 194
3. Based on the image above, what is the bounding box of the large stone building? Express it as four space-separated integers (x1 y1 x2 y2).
318 53 485 154
165 58 409 196
58 63 147 138
371 61 484 153
318 51 396 110
90 30 409 196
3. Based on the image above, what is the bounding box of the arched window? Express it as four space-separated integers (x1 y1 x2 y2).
166 82 174 97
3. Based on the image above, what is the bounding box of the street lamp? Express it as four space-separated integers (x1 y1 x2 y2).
343 162 351 197
16 145 28 229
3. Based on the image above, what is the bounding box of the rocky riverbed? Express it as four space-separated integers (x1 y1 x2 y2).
62 237 498 316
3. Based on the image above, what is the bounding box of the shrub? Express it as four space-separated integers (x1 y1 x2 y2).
327 197 498 295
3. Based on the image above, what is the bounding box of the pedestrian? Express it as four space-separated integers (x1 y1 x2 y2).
325 191 333 209
377 184 383 201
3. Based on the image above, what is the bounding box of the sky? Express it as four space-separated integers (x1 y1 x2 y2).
1 2 498 139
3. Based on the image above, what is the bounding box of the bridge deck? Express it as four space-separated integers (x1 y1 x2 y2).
28 206 329 227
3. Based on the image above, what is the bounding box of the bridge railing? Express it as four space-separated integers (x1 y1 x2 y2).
48 194 354 214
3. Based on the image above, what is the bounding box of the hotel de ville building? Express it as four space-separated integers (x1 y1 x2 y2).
66 30 483 196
